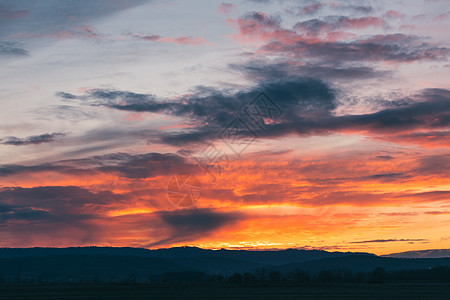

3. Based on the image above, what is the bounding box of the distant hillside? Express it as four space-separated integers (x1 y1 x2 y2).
0 246 372 265
276 255 450 273
0 247 449 283
383 249 450 258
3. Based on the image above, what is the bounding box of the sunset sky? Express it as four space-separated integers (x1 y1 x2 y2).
0 0 449 255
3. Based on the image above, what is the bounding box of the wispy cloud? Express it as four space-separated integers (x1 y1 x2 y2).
1 133 65 146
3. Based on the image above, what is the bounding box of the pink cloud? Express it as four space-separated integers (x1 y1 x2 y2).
164 36 211 46
384 10 406 19
217 3 236 14
133 34 161 41
231 13 388 46
231 12 307 44
301 3 324 14
338 16 387 29
412 14 426 21
46 30 73 39
132 33 211 46
73 26 103 40
8 25 103 40
326 31 356 42
434 11 450 21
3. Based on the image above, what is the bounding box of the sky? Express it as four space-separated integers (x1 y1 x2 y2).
0 0 449 255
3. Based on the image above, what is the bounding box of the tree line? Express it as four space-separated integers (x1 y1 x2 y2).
1 266 450 284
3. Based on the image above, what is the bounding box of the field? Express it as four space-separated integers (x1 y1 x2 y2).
1 283 450 299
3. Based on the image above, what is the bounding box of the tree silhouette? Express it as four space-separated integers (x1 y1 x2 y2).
230 272 242 284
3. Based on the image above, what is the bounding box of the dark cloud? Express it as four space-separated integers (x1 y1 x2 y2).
394 190 450 202
262 36 449 63
425 211 450 215
363 172 408 181
0 41 28 56
163 87 449 145
92 152 199 178
230 60 389 83
0 185 125 246
160 128 221 146
0 186 122 222
146 209 242 247
58 89 169 112
415 154 450 176
59 79 450 147
0 204 50 221
375 155 394 161
333 89 450 132
335 5 373 14
235 11 449 63
1 132 65 145
55 92 77 99
59 77 336 145
287 3 373 16
294 16 386 35
0 164 70 177
349 239 428 244
0 152 199 179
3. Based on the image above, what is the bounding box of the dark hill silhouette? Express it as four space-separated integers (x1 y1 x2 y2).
0 247 449 283
382 249 450 258
276 255 450 273
0 246 372 265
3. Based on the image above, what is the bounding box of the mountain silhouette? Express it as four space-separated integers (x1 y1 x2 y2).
382 249 450 258
0 247 449 283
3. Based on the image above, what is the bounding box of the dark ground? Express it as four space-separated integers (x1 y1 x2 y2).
1 283 450 299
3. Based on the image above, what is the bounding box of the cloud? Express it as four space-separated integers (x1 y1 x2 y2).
146 208 242 247
0 151 199 179
434 11 450 21
59 80 450 149
128 32 211 46
217 3 236 14
349 239 428 244
66 78 335 122
0 185 129 247
261 34 448 63
0 0 150 40
0 7 28 20
425 211 450 215
300 2 324 14
164 87 449 146
9 25 104 40
1 133 65 145
0 41 28 56
230 60 389 82
59 77 337 145
34 105 94 122
332 4 373 14
231 12 449 62
287 3 374 16
384 10 405 19
385 131 450 148
414 154 450 177
91 152 199 178
294 16 386 35
0 164 72 177
0 186 122 222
